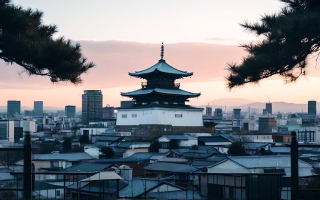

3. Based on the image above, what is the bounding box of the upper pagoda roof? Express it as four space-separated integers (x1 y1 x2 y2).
121 88 200 97
129 59 193 78
129 43 193 78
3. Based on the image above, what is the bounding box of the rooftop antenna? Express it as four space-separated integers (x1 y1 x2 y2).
265 95 270 103
160 42 164 60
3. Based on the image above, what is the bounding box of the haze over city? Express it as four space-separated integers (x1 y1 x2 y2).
2 0 320 108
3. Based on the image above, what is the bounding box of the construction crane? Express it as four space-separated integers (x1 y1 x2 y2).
265 95 270 103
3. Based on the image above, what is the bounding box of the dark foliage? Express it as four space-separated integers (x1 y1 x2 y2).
100 147 115 159
228 142 246 156
169 140 179 149
62 137 72 152
149 141 160 152
227 0 320 88
40 142 55 154
79 135 89 144
0 0 94 83
0 151 23 169
190 145 198 150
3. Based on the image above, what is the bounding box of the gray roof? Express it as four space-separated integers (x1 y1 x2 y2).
146 190 203 200
163 135 188 140
118 141 132 148
121 88 200 97
33 153 94 162
61 162 113 172
270 146 291 153
120 178 160 197
228 155 312 168
198 136 231 143
96 136 122 141
129 59 193 77
144 162 198 173
243 143 269 150
97 152 162 163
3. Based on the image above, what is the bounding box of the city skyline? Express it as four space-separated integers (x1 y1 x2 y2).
1 0 320 107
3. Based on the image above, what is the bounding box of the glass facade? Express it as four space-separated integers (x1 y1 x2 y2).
7 100 20 118
82 90 103 124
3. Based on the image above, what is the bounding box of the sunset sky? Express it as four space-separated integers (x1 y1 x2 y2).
1 0 319 108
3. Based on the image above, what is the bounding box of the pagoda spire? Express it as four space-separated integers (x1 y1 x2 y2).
160 42 164 60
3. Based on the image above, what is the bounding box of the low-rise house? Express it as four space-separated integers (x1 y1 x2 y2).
206 155 314 177
158 134 198 153
198 136 232 146
94 152 163 177
91 135 123 145
119 178 202 199
17 152 95 172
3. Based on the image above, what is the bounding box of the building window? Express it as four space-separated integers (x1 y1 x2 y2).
122 114 127 118
162 142 169 148
132 114 137 118
56 190 60 196
175 114 183 118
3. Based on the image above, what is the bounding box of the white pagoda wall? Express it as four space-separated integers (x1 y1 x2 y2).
116 108 203 126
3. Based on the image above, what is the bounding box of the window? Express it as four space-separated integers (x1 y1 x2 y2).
122 114 127 118
132 114 137 118
56 190 60 196
175 114 183 118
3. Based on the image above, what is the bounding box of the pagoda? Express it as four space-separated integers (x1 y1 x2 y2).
116 43 203 131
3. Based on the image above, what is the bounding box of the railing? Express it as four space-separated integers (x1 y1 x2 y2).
141 82 180 89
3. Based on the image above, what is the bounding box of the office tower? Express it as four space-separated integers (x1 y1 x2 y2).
34 101 43 118
7 100 21 118
214 108 223 117
82 90 103 124
65 105 76 118
308 100 316 115
259 117 277 132
0 120 14 142
205 106 212 116
266 103 272 115
233 108 241 119
102 106 115 119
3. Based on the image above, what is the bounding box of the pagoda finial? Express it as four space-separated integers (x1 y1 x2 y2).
160 42 164 60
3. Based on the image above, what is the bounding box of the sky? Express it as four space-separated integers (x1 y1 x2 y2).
2 0 320 108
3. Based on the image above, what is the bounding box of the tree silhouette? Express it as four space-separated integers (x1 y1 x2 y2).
227 0 320 89
149 141 160 152
100 147 115 159
0 0 94 83
79 135 90 144
228 142 246 156
62 137 72 152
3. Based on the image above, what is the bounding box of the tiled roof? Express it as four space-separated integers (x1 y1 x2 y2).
163 135 188 140
33 153 94 162
120 178 160 197
146 190 203 200
121 88 200 97
198 136 231 143
144 162 198 173
61 162 113 172
129 59 193 77
229 155 312 168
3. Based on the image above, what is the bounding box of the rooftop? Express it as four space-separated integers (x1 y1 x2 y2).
144 162 198 173
33 153 94 162
121 88 200 97
128 59 193 78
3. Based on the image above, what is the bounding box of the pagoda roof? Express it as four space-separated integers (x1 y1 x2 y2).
116 102 203 110
129 59 193 78
121 88 200 97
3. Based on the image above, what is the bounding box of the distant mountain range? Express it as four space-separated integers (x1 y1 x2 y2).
203 98 318 113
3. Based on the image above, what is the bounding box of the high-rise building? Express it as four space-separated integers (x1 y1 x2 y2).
205 106 212 116
259 117 277 132
82 90 103 124
233 108 241 119
65 105 76 118
308 100 316 116
7 100 21 118
24 110 33 117
34 101 43 118
214 108 223 118
266 103 272 115
0 120 14 142
102 106 115 119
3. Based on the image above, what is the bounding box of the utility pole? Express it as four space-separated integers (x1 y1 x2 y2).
291 131 299 200
23 131 32 200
